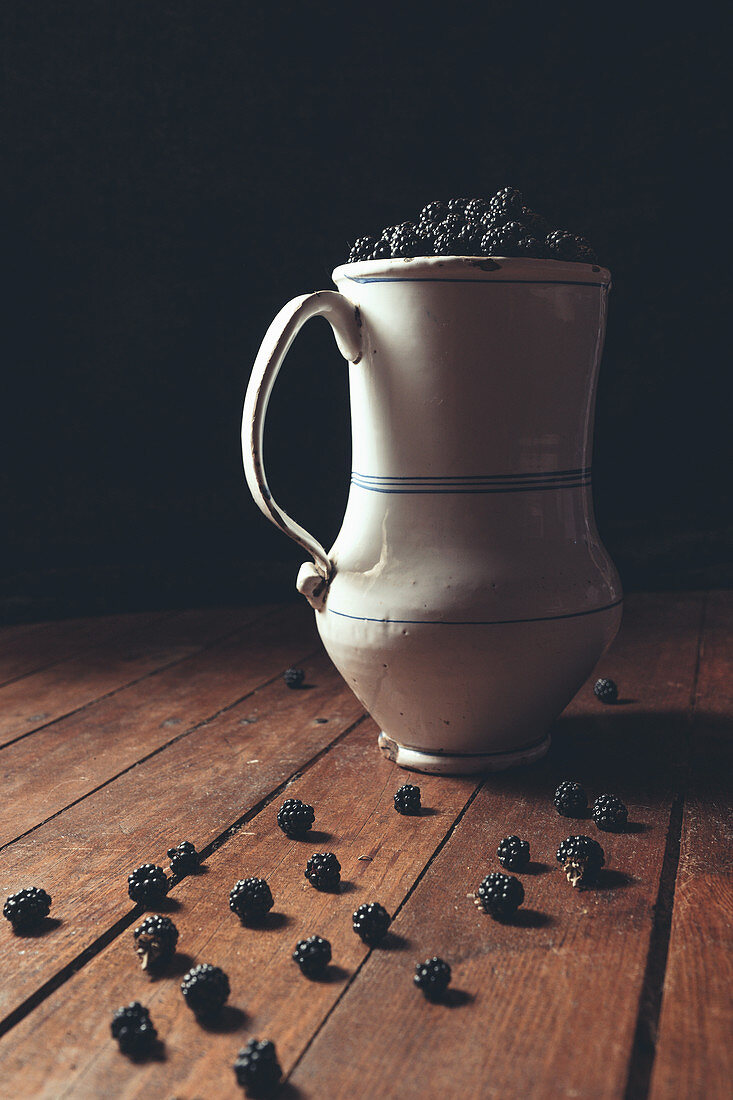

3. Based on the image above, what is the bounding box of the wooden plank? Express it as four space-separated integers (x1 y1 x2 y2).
649 591 733 1100
0 593 704 1099
287 592 706 1099
0 605 314 844
0 717 477 1099
0 648 363 1024
0 606 264 750
0 611 171 688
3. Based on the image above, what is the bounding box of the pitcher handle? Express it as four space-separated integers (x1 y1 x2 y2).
242 290 362 597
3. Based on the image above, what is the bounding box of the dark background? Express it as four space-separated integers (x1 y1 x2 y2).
2 4 730 622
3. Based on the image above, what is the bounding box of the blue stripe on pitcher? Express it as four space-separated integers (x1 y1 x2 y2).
326 596 623 627
350 468 591 494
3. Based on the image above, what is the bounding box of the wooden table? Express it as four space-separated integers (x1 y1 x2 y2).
0 593 730 1098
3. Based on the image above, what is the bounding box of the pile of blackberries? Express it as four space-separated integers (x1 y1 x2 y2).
347 189 598 265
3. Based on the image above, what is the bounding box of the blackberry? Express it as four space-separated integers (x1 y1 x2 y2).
553 780 588 818
546 229 597 263
476 872 525 919
414 956 451 1000
488 187 524 222
352 902 391 945
432 229 462 256
3 887 51 929
446 197 470 213
480 220 526 257
594 677 618 704
127 864 169 907
414 221 435 253
371 235 392 259
110 1001 157 1058
181 963 230 1017
276 797 315 837
167 840 199 877
390 221 420 258
497 835 530 872
519 206 550 237
394 784 421 815
229 877 274 923
418 200 448 227
514 234 547 258
234 1038 282 1096
348 236 376 263
283 667 305 689
592 794 628 832
433 214 463 238
304 851 341 891
431 212 466 255
556 835 605 887
455 221 484 255
133 914 179 972
463 198 491 222
292 934 332 978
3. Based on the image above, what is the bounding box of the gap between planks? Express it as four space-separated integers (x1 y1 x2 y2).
623 590 708 1099
0 605 318 846
0 648 367 1024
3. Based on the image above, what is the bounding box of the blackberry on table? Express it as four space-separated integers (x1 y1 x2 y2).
497 835 530 872
292 934 332 978
348 236 376 263
181 963 230 1017
229 877 274 923
127 864 169 907
304 852 341 891
594 677 618 704
593 794 628 832
394 784 421 815
111 1002 157 1058
352 902 391 945
414 956 451 1000
167 840 199 877
133 914 179 972
283 667 305 689
556 835 605 887
446 197 471 213
553 780 588 818
3 887 52 930
546 229 597 263
276 797 315 837
476 872 525 920
234 1038 282 1096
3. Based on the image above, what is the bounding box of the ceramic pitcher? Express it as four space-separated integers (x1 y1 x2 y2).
242 256 622 773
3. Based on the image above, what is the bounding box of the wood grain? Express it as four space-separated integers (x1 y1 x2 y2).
649 591 733 1100
0 611 171 687
0 649 363 1023
0 605 264 749
0 605 316 843
289 592 706 1099
0 592 726 1100
0 720 478 1099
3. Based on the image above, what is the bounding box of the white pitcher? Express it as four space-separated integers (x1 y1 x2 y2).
243 256 622 773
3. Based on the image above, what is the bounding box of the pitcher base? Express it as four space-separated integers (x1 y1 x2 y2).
377 731 551 775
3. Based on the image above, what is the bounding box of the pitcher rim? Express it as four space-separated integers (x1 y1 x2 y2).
332 255 611 287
